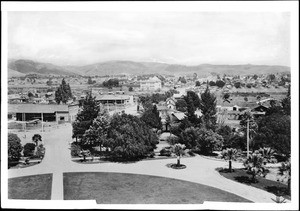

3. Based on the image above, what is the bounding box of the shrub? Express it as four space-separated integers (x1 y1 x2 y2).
160 147 172 157
243 150 267 182
36 144 46 159
71 142 82 157
8 133 23 166
23 143 36 157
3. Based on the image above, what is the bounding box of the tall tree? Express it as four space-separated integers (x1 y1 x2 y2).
140 105 162 130
184 91 201 109
106 113 159 160
55 78 72 104
281 84 291 116
200 85 217 130
72 93 100 142
82 110 110 151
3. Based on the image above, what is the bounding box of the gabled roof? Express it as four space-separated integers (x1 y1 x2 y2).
171 112 186 120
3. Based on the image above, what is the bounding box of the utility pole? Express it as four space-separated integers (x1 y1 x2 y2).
247 119 250 158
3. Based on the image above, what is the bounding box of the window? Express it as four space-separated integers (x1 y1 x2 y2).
60 116 65 121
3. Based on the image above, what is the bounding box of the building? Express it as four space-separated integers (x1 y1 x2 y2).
140 76 161 91
8 104 69 122
95 95 131 105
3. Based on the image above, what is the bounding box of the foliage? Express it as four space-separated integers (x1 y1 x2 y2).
128 86 133 92
221 148 238 172
195 81 201 86
72 93 100 142
28 92 34 98
81 109 110 150
160 147 172 157
254 113 290 157
8 133 23 162
140 105 162 130
243 150 267 182
223 93 231 103
103 78 119 87
23 143 36 157
105 113 159 160
239 111 258 141
172 143 186 166
32 134 42 146
281 85 291 116
70 142 82 157
234 82 241 88
176 127 223 154
36 144 45 159
178 77 187 84
175 99 188 112
258 147 275 164
217 125 233 148
209 81 216 86
55 78 72 104
215 80 225 88
46 79 52 86
278 159 291 194
87 77 96 84
200 85 217 130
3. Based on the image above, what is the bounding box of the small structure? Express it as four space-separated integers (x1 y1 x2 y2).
140 76 162 91
95 95 130 105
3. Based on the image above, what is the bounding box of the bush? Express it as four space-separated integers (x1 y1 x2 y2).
71 142 82 157
36 144 46 159
160 147 172 157
23 143 36 157
8 133 23 163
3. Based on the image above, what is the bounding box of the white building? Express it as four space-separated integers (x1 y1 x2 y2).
140 76 162 91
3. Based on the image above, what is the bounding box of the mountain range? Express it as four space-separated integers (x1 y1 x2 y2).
8 59 290 77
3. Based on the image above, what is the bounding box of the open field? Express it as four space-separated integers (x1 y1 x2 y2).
63 172 252 203
8 174 52 200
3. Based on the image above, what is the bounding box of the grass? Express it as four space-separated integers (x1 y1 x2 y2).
64 172 252 203
217 168 290 200
8 174 52 200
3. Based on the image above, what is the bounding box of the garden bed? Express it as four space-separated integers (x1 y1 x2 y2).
217 167 290 200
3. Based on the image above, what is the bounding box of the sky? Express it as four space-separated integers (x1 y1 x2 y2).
7 12 290 66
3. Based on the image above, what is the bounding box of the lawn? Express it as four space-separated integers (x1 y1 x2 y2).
64 172 252 203
217 168 290 200
8 174 52 200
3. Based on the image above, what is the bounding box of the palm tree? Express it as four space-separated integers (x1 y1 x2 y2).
172 143 186 167
221 148 238 172
259 147 275 164
243 150 267 182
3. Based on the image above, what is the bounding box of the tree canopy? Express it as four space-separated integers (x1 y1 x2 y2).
140 105 162 130
55 78 72 104
200 85 217 130
8 133 23 162
72 93 100 141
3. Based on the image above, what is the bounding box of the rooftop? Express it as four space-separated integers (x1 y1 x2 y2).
95 95 130 101
8 104 69 113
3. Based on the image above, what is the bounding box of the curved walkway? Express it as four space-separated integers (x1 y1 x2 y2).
8 123 284 203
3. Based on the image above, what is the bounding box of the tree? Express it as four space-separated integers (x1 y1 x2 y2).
178 77 187 84
23 143 36 157
239 111 258 144
55 78 73 104
258 147 275 164
243 150 267 183
185 97 200 126
106 113 159 160
172 143 186 167
252 74 258 80
28 92 34 98
223 93 231 103
87 77 94 84
281 85 291 116
278 159 291 194
103 78 119 87
184 91 201 109
216 80 225 88
46 79 53 86
195 81 201 86
82 110 110 152
175 99 188 112
200 85 217 130
221 148 238 172
253 113 290 157
217 125 233 148
32 134 42 147
72 93 100 143
140 105 162 130
234 82 241 88
128 86 133 92
36 144 45 159
8 133 23 164
209 81 216 86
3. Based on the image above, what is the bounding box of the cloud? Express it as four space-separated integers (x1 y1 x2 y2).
7 12 290 66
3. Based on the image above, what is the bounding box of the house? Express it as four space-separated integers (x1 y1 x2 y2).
140 76 161 91
166 97 177 110
95 94 131 105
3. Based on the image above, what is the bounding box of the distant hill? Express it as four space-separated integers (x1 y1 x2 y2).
8 59 76 76
8 59 290 77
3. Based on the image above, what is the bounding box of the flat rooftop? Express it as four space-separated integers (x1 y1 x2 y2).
8 104 69 113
